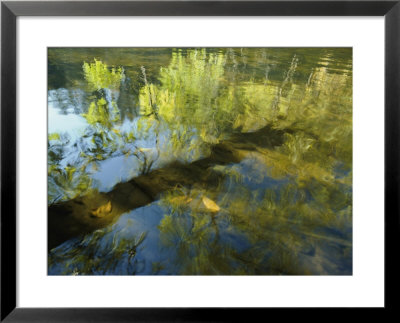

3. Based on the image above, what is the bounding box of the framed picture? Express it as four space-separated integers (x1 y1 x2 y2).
1 0 398 321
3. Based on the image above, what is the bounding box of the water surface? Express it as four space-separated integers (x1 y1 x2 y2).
48 48 352 275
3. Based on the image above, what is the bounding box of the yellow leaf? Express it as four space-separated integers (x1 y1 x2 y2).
91 201 112 218
201 197 220 213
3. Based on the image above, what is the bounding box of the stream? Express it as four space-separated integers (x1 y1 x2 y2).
48 48 352 275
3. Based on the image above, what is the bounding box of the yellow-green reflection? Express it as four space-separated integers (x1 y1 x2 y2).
83 59 125 92
48 48 352 275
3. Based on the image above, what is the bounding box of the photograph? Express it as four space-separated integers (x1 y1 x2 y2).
47 47 353 276
2 0 397 319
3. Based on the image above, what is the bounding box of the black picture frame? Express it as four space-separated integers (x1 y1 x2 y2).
1 0 399 321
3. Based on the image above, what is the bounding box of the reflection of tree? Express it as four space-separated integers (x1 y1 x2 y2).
48 88 88 115
48 133 93 203
141 49 353 274
155 161 351 274
138 49 229 162
47 125 284 251
136 49 352 172
49 225 149 275
224 179 351 274
82 59 125 92
48 60 155 203
49 49 353 275
157 187 237 275
50 51 352 204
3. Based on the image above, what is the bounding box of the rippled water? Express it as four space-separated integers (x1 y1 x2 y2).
48 48 352 275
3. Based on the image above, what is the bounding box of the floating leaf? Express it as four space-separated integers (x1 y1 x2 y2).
90 201 112 218
200 196 220 213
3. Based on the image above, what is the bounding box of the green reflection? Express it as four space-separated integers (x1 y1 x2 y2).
83 59 125 92
48 48 352 275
